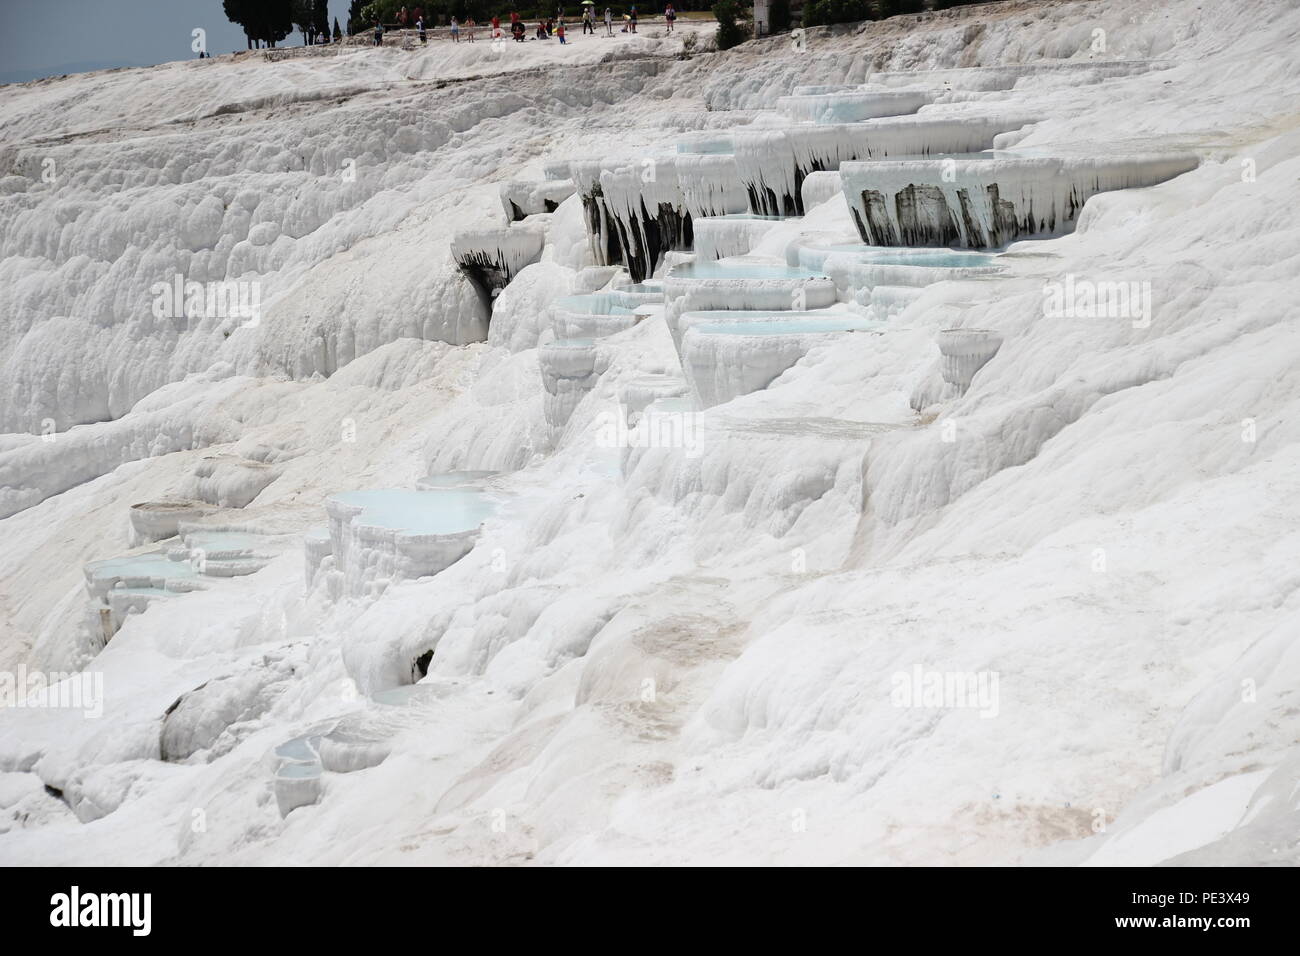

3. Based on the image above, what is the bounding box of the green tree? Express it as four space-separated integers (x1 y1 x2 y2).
347 0 368 33
879 0 925 15
224 0 294 47
713 0 749 50
768 0 791 33
293 0 319 43
802 0 872 28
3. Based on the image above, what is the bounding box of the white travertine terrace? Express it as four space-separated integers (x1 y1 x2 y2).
936 328 1005 393
415 470 499 490
776 88 937 124
864 59 1170 91
840 153 1200 247
674 153 750 222
499 179 577 221
692 214 787 261
679 312 881 408
800 170 844 212
570 157 628 268
450 223 546 302
539 338 608 437
273 737 324 818
796 241 1000 278
84 527 276 638
128 500 211 545
542 159 573 181
597 154 748 282
551 292 653 340
571 150 747 280
323 488 496 599
862 283 925 317
662 260 839 354
186 455 281 508
844 259 1007 302
733 112 1040 216
304 526 332 586
174 529 276 579
8 0 1298 868
619 373 691 425
316 715 393 773
675 132 736 155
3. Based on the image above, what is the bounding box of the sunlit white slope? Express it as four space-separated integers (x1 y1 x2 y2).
1 0 1299 867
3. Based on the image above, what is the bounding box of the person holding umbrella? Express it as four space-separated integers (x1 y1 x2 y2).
582 0 595 34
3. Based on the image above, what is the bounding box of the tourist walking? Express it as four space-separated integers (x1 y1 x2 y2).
604 6 613 35
629 5 637 32
373 20 383 45
665 3 676 32
450 16 460 42
417 15 426 43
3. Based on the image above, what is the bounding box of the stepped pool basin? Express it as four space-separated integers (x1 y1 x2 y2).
619 373 691 425
840 153 1200 247
540 338 607 436
693 214 791 261
499 179 575 221
679 311 883 408
274 760 323 817
304 526 332 585
676 133 735 155
795 240 1002 272
128 500 210 544
416 470 499 490
551 292 651 339
667 260 824 281
691 317 882 336
776 88 936 124
617 280 663 297
329 489 496 538
451 224 546 308
84 552 199 600
732 114 1039 216
663 259 838 353
323 488 500 598
860 284 926 317
937 328 1005 393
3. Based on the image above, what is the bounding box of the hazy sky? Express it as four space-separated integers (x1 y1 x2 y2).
0 0 334 84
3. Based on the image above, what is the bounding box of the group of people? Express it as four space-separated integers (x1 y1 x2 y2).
370 5 679 46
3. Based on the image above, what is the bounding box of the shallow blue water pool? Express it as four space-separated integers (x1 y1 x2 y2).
330 489 496 536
